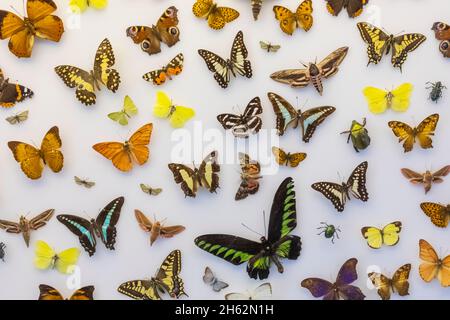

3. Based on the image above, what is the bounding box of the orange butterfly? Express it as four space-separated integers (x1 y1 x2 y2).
0 0 64 58
419 239 450 287
92 123 153 172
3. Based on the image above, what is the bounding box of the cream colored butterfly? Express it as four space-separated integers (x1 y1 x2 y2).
70 0 108 13
34 240 80 274
363 83 413 114
153 91 195 128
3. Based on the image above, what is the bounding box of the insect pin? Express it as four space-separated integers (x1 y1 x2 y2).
0 242 6 261
426 81 446 103
317 222 341 243
341 118 370 152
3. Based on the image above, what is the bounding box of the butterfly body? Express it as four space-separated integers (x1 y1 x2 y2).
134 210 185 246
39 284 94 300
401 166 450 194
420 202 450 228
368 264 411 300
326 0 368 18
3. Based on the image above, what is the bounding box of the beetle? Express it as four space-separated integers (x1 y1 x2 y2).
341 118 371 152
426 81 446 103
317 222 341 243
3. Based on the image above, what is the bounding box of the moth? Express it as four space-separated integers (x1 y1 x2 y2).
325 0 368 18
267 92 335 142
431 22 450 58
388 114 439 153
368 264 411 300
198 30 252 88
55 38 120 106
118 250 187 300
225 283 272 300
143 53 183 86
38 285 94 300
0 210 54 247
0 0 64 58
272 147 307 168
153 91 195 128
126 6 180 55
108 95 138 126
235 153 262 201
195 177 301 280
57 197 124 256
5 110 29 124
217 97 263 138
140 184 162 196
401 166 450 194
273 0 313 36
363 83 413 114
0 68 33 107
203 267 229 292
340 118 370 152
301 258 365 300
192 0 239 30
168 151 220 198
259 41 280 53
0 242 5 262
34 240 80 274
134 209 185 246
361 221 402 249
74 176 95 188
270 47 348 95
251 0 263 20
420 202 450 228
426 81 446 103
419 239 450 287
8 126 63 180
312 161 368 212
357 22 426 71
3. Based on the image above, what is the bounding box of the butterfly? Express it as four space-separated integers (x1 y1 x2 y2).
361 221 402 249
34 240 80 274
363 83 413 114
401 166 450 194
192 0 239 30
8 126 63 180
140 184 162 196
225 283 272 300
92 123 153 172
260 41 280 53
270 47 348 95
57 197 124 257
268 92 336 142
118 249 187 300
70 0 108 13
432 22 450 58
325 0 368 18
5 110 29 124
301 258 365 300
195 177 301 280
38 285 94 300
0 210 54 247
420 202 450 228
272 147 307 168
388 113 439 153
0 68 33 107
108 95 138 126
168 151 220 198
235 153 262 201
0 0 64 58
143 53 183 86
312 161 368 212
134 209 185 246
203 267 229 292
198 30 252 88
273 0 313 36
153 91 194 128
368 264 411 300
127 7 179 56
418 239 450 287
357 22 426 71
55 38 120 106
217 97 262 138
74 176 95 188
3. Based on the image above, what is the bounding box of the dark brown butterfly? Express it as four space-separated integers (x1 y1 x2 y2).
0 68 33 108
401 166 450 194
235 153 262 201
325 0 368 18
126 6 180 55
38 285 94 300
432 22 450 58
368 264 411 300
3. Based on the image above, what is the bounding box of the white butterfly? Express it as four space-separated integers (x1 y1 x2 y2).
225 283 272 300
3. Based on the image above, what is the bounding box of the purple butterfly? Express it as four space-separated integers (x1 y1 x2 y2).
301 258 366 300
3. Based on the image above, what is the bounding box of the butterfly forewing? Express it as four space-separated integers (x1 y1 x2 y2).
346 161 369 200
230 31 252 78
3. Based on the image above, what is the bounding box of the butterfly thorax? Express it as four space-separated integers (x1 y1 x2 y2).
226 59 237 77
386 91 393 108
89 70 102 91
90 218 101 239
168 105 177 118
23 18 36 35
207 3 218 17
385 35 395 55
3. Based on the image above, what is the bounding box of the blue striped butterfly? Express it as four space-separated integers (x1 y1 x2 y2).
57 197 124 256
267 92 335 142
195 177 301 280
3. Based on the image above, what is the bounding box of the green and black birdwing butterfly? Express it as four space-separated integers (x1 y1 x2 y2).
195 177 301 280
57 197 124 256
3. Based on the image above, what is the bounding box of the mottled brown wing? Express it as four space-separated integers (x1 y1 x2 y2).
270 68 310 88
317 47 349 78
0 219 21 233
134 209 153 232
29 209 54 230
400 168 424 183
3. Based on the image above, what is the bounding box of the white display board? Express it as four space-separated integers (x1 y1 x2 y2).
0 0 449 300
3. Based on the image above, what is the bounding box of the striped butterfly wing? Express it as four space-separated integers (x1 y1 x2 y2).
267 92 299 136
230 30 252 78
95 196 124 250
198 49 230 88
198 151 220 193
391 33 426 70
57 215 97 256
155 250 187 298
299 106 336 142
346 161 369 201
54 66 96 105
312 182 348 212
168 163 198 197
117 280 160 300
218 97 262 137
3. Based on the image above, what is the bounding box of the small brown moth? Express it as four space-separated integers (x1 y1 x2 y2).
401 165 450 194
134 210 185 246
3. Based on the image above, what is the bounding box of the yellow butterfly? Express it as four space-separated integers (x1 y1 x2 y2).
34 240 80 274
273 0 313 36
108 95 138 126
70 0 108 13
154 91 195 128
192 0 239 30
361 221 402 249
363 83 413 114
419 239 450 287
368 264 411 300
272 147 307 168
8 126 63 180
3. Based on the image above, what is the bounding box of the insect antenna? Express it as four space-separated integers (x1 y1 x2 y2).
241 223 264 238
299 60 308 68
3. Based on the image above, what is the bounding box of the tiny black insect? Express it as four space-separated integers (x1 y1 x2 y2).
317 222 341 243
426 81 446 103
0 242 6 262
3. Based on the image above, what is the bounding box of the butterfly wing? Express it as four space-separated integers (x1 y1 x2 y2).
155 6 180 47
301 278 334 299
155 250 186 298
368 272 393 300
362 87 389 114
272 147 288 166
54 247 80 274
361 227 382 249
287 153 307 168
69 0 89 12
273 6 296 35
192 0 213 18
381 221 402 246
198 49 230 88
235 153 261 201
57 215 97 256
317 47 349 79
168 163 198 197
108 111 128 126
230 31 252 78
217 113 242 130
134 209 153 232
237 96 263 136
128 123 153 166
267 92 299 136
28 0 64 43
346 161 369 201
118 280 160 300
126 26 161 55
299 106 336 142
325 0 344 16
296 0 313 32
7 141 43 179
388 121 415 152
270 67 310 88
0 11 33 58
432 22 450 41
415 113 439 150
92 142 131 172
420 202 449 228
95 196 124 250
29 209 54 230
419 239 441 284
93 38 120 92
391 33 426 70
391 264 411 297
390 83 413 112
357 22 390 65
34 240 56 270
335 258 365 300
69 286 95 300
153 91 173 118
311 182 347 212
198 151 220 193
54 66 96 105
38 285 64 300
40 126 64 174
208 7 240 30
170 106 195 128
0 77 34 107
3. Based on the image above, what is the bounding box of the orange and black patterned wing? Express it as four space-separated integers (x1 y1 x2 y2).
38 285 64 300
69 286 95 300
155 6 180 47
0 69 34 107
142 53 184 85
